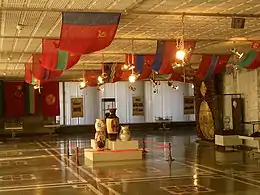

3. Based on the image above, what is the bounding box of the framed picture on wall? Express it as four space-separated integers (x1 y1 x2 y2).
71 97 83 118
132 96 144 116
184 96 195 115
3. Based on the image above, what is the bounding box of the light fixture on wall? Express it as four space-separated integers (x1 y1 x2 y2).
128 84 136 91
150 78 160 87
121 64 135 71
97 73 107 85
33 84 42 93
97 85 104 92
79 80 88 90
191 84 194 89
230 48 244 59
153 88 158 94
168 81 179 90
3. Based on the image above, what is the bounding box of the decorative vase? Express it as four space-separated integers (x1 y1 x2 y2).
106 108 120 141
119 126 131 141
94 119 106 150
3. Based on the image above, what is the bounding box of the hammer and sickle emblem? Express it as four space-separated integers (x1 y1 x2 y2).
97 30 107 38
46 94 56 105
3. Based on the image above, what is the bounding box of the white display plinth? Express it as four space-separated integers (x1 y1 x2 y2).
215 135 242 147
84 149 142 162
91 139 139 151
239 136 260 152
108 140 139 150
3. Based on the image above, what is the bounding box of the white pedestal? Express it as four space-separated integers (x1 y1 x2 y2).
239 136 260 152
215 135 242 147
84 149 142 162
108 140 139 150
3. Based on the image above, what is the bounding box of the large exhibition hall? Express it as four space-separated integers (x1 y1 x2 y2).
0 0 260 194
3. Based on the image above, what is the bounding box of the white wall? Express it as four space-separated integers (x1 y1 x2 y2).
144 81 195 122
98 81 145 123
59 82 99 125
58 81 195 125
223 69 259 134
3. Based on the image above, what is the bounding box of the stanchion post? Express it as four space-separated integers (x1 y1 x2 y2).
66 140 70 157
142 138 148 157
76 147 79 166
166 142 174 162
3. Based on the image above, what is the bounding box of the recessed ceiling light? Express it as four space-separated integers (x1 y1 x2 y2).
3 72 6 76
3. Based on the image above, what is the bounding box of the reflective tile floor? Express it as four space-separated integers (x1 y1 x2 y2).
0 130 260 194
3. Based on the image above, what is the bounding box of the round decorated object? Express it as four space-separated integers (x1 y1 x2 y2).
95 119 106 132
199 100 215 140
119 126 131 141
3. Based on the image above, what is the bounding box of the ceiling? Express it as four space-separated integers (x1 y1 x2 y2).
1 0 260 80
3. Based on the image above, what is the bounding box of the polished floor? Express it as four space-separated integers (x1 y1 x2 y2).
0 130 259 194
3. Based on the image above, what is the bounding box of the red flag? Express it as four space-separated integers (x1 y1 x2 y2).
41 81 60 117
4 82 25 118
32 54 62 81
196 55 230 78
42 39 81 70
25 63 32 84
121 54 153 80
84 70 101 86
104 63 124 83
159 40 196 75
59 12 121 54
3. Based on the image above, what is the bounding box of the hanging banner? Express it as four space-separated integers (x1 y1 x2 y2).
184 96 195 114
71 97 83 118
132 96 144 116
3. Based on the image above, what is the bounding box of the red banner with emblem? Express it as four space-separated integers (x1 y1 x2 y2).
59 12 121 54
41 81 60 117
4 82 26 118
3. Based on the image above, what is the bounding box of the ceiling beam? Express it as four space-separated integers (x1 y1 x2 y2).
0 35 257 42
0 61 125 64
0 6 260 18
0 51 242 56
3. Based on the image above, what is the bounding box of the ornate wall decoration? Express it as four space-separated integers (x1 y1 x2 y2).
194 78 216 141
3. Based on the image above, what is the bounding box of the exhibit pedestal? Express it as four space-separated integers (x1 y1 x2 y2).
215 135 242 147
239 136 260 152
90 139 139 150
86 139 142 162
84 149 142 162
108 140 139 150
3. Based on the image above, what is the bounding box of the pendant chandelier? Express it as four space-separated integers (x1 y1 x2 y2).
97 54 107 85
122 40 135 71
127 40 140 83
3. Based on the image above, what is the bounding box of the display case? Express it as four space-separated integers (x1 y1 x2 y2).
101 98 116 118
